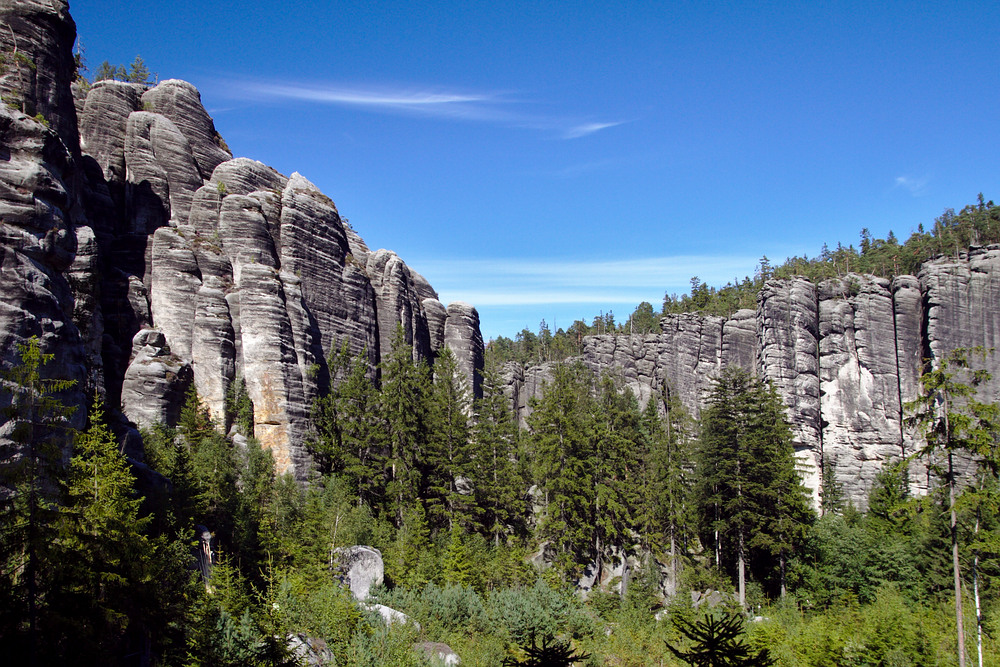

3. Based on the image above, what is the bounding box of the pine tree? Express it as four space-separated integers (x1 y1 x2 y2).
642 385 695 586
905 347 997 667
443 522 475 587
527 361 595 574
53 396 153 659
696 367 813 605
125 55 154 84
426 348 473 530
380 326 432 526
591 374 644 590
0 336 77 661
665 612 775 667
310 343 385 506
472 359 526 545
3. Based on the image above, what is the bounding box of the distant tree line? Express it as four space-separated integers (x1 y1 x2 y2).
489 196 1000 368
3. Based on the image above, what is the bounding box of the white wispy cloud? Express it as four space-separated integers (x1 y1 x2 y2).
230 79 623 139
247 82 490 108
414 255 761 307
893 174 929 196
562 121 625 139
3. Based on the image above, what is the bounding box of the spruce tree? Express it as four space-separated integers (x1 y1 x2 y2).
427 348 473 530
472 359 526 545
591 374 644 588
0 336 76 661
380 326 432 526
527 361 596 574
642 385 695 585
696 367 813 605
54 396 152 659
310 343 385 506
905 347 997 667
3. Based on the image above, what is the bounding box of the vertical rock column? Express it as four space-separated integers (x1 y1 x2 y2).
0 0 80 154
219 194 310 477
278 173 379 375
818 275 904 507
444 301 485 400
892 274 929 496
757 277 821 504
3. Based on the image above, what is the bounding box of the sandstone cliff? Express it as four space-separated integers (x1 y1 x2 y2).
0 0 484 481
2 1 999 506
508 250 1000 508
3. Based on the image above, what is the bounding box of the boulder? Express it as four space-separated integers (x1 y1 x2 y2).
333 545 384 601
416 642 460 665
365 603 419 629
287 635 334 666
120 328 191 429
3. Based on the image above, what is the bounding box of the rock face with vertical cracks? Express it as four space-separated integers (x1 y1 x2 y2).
0 94 88 464
0 1 485 483
141 80 231 179
497 250 1000 509
818 275 903 504
0 0 80 154
444 302 485 400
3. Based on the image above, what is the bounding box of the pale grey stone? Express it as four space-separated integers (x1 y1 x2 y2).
141 79 231 179
332 545 384 601
444 301 484 399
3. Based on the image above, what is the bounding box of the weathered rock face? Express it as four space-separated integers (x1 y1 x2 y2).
444 301 485 400
0 1 485 483
141 79 231 179
579 313 724 417
509 253 1000 509
0 98 88 458
366 248 434 363
0 0 80 154
121 329 191 429
818 275 904 504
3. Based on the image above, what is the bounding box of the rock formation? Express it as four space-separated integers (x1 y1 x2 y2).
509 251 1000 508
2 0 1000 509
0 0 484 482
332 545 385 602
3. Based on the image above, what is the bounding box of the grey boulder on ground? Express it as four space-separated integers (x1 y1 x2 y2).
332 545 384 601
416 641 460 665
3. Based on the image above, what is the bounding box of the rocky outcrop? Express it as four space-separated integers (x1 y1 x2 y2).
415 642 460 666
508 252 1000 509
580 313 724 417
818 275 904 504
0 98 88 454
121 329 191 429
444 301 484 399
0 0 80 154
141 79 230 179
0 1 485 484
366 249 434 362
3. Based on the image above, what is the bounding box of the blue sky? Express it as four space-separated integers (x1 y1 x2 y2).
73 1 1000 340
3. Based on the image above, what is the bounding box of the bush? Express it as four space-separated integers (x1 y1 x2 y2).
487 580 576 643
